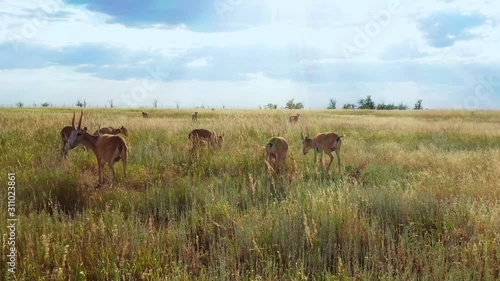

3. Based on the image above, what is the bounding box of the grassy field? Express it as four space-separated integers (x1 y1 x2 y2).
1 108 500 280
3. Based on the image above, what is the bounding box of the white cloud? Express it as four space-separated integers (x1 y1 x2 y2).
185 57 210 68
0 0 499 108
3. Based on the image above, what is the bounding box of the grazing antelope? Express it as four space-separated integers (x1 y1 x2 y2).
142 112 149 118
188 128 224 154
68 111 128 185
192 111 198 123
60 111 88 158
289 114 300 124
301 129 343 173
94 126 129 137
263 137 289 173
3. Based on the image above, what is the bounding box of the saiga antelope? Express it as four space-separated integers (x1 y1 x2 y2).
60 111 88 158
94 126 129 136
142 112 149 118
188 128 224 154
68 111 128 185
289 114 300 124
301 129 343 173
263 137 289 173
192 112 198 123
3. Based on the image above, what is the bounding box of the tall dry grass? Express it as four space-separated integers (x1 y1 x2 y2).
0 108 499 280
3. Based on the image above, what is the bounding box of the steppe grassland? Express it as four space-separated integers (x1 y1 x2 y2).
0 108 499 280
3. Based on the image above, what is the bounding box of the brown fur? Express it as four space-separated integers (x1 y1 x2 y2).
289 114 300 124
142 112 149 118
192 112 198 122
68 112 128 184
263 137 289 173
94 126 129 136
301 131 343 173
188 128 224 154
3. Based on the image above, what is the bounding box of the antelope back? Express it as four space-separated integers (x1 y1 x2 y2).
189 129 214 141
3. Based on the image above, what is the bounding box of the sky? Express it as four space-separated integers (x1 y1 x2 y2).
0 0 499 109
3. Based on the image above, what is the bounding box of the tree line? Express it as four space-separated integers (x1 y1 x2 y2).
262 97 423 110
328 96 423 110
14 96 423 110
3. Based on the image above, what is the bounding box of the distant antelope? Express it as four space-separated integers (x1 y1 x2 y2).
68 111 129 185
60 111 87 158
188 128 224 154
94 126 129 137
289 114 300 124
192 112 198 123
263 137 289 173
142 112 149 118
301 129 343 173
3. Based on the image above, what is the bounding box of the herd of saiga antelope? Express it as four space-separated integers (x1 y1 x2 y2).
61 111 343 186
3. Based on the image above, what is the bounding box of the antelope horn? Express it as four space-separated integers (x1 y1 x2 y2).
77 111 83 130
72 111 76 128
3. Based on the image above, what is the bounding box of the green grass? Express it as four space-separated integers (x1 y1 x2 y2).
1 108 500 280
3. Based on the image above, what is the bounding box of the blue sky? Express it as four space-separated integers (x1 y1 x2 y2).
0 0 499 109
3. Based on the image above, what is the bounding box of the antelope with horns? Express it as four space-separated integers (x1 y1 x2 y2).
60 111 88 158
192 112 198 123
263 137 289 173
68 111 129 185
142 112 149 118
301 128 343 173
94 126 129 137
289 114 300 124
188 128 224 155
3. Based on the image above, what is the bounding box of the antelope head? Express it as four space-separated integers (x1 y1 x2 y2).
217 132 225 148
119 126 129 136
301 128 314 155
68 111 86 149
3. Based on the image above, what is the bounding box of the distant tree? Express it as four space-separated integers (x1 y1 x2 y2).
414 99 423 110
285 98 304 109
397 102 408 110
342 103 357 109
108 99 114 108
175 101 180 109
376 102 409 110
42 102 50 107
327 99 337 109
83 100 87 108
265 103 278 110
76 100 84 108
16 101 24 108
358 95 375 109
376 103 397 110
153 99 158 108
